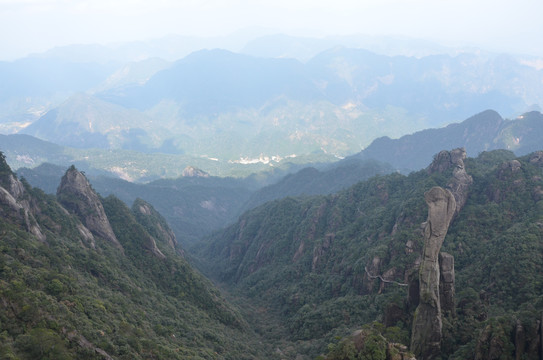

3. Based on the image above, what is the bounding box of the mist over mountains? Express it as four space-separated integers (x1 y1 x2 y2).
2 32 543 359
0 34 541 166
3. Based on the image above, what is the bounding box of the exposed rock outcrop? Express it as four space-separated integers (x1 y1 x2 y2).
134 200 177 251
0 171 46 242
182 166 209 178
411 187 455 360
66 330 114 360
363 256 382 294
528 151 543 167
498 159 522 180
428 148 473 216
439 252 455 317
57 166 123 252
140 232 166 259
474 322 508 360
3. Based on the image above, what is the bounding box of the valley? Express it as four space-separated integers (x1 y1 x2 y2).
1 33 543 359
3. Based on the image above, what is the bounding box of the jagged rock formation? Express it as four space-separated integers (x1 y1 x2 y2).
0 152 46 241
56 166 123 252
428 148 473 216
0 173 46 242
139 230 166 259
474 322 508 360
133 199 177 252
411 186 456 359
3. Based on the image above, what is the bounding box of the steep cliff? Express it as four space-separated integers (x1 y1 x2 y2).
131 198 178 255
56 166 123 251
410 187 456 359
427 148 473 216
195 148 543 359
0 153 45 242
0 157 264 359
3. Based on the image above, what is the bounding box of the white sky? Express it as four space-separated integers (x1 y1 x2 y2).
1 0 542 60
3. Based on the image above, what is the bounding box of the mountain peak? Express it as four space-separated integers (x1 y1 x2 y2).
57 166 123 252
182 166 209 178
428 148 473 215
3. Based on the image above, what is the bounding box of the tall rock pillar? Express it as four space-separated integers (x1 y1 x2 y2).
411 186 456 359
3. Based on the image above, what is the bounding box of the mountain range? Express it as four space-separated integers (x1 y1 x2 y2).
0 36 540 162
8 108 543 246
2 119 543 359
2 32 543 360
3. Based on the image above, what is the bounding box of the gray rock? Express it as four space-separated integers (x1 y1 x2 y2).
0 174 46 242
136 202 177 251
57 166 123 252
428 148 473 216
411 187 455 360
439 252 455 317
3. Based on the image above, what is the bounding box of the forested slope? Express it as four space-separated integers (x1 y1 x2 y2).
0 153 268 359
194 148 543 359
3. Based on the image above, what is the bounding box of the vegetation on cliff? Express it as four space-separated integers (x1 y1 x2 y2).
195 149 543 359
0 155 267 359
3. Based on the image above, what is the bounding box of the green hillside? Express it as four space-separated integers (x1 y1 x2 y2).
194 148 543 359
0 153 268 359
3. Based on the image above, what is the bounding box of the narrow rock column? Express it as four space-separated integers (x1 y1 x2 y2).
411 187 456 359
439 252 455 317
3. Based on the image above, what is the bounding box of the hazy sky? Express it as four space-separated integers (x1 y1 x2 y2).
1 0 542 60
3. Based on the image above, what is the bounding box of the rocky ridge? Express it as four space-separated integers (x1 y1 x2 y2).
56 166 124 252
132 199 178 252
0 171 46 242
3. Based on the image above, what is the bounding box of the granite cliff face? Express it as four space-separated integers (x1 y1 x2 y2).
56 166 123 252
438 252 455 317
0 171 46 242
133 199 178 253
427 148 473 216
411 186 456 359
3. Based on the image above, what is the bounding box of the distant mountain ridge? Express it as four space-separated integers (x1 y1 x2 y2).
8 46 542 159
22 93 158 149
8 109 543 246
355 109 543 171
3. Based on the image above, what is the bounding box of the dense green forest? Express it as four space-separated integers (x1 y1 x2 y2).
2 147 543 359
0 153 268 359
194 149 543 359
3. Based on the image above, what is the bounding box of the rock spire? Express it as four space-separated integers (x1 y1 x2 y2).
411 186 456 359
428 148 473 216
57 166 123 252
